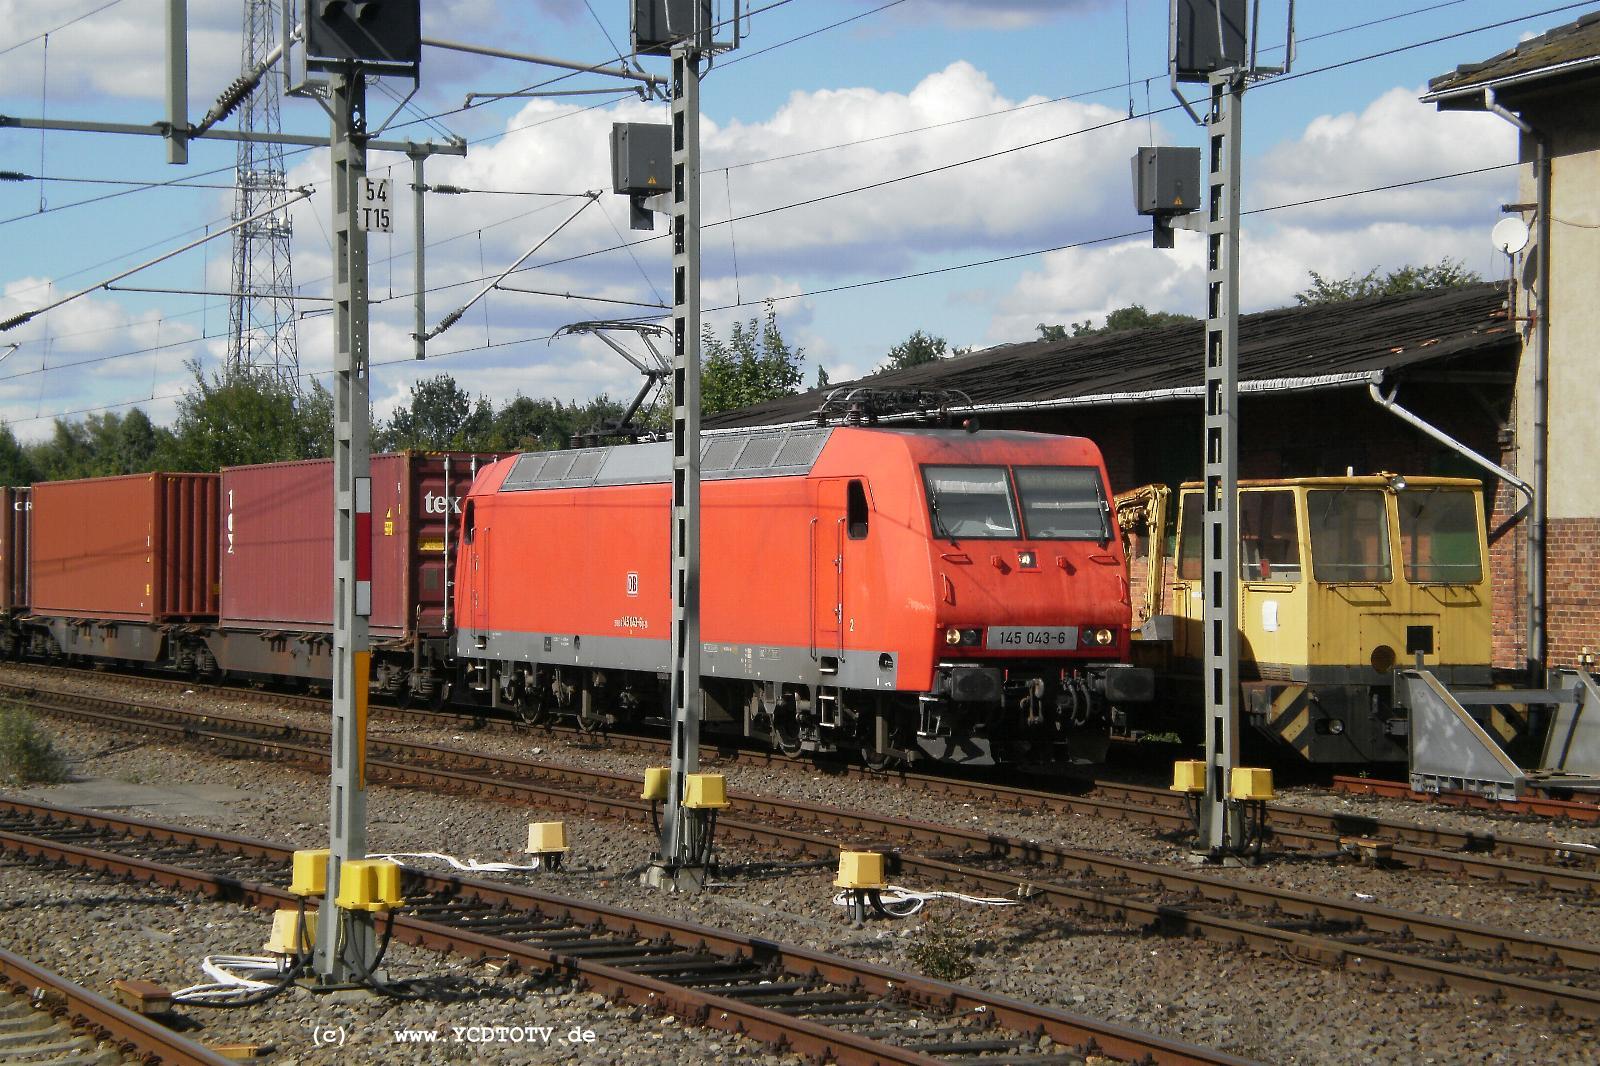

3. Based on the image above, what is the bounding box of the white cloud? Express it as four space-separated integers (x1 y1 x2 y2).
877 0 1105 30
1253 86 1515 228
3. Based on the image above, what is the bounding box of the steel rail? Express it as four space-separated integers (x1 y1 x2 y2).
14 678 1597 892
0 947 235 1066
16 686 1600 1020
8 668 1595 879
0 798 1248 1066
1331 774 1600 822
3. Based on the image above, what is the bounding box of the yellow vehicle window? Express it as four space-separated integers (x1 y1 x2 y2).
1240 491 1300 581
1177 492 1202 580
1398 489 1482 584
1308 489 1391 583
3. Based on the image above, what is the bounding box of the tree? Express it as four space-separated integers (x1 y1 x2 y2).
880 329 948 372
0 423 35 486
490 394 629 451
814 365 831 390
1036 304 1198 341
1294 259 1481 305
378 374 493 452
700 300 804 414
164 363 332 471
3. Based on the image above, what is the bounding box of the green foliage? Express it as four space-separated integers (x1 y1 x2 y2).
700 300 805 414
163 363 332 470
376 374 493 452
906 925 975 982
880 330 948 372
490 394 629 451
0 707 67 785
1037 304 1199 341
1294 259 1481 305
815 365 831 390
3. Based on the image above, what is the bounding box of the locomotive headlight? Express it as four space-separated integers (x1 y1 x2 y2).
961 628 981 647
1092 627 1115 646
945 627 963 646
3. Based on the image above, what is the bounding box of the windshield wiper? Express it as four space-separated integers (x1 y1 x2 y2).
928 489 955 541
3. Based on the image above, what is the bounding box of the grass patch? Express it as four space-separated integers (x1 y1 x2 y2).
906 925 975 983
0 706 68 785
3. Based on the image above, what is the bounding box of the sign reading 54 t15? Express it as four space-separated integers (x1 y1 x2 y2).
358 178 394 233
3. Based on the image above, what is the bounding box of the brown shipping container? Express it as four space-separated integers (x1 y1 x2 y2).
31 474 219 622
0 487 30 612
221 453 497 638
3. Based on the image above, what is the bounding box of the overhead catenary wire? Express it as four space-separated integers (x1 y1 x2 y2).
2 159 1523 421
0 3 1566 410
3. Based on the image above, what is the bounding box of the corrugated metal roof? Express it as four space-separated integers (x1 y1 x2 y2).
1426 12 1600 98
707 282 1517 429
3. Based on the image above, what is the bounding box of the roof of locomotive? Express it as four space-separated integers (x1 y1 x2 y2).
497 426 834 492
490 425 1096 494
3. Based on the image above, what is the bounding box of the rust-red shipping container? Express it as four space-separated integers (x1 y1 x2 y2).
31 473 219 622
220 453 497 638
0 486 30 612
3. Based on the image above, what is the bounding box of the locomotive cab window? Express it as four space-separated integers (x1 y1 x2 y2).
1398 488 1481 584
1239 490 1300 582
846 479 869 540
1307 489 1391 583
922 466 1019 539
463 499 475 545
1014 466 1110 540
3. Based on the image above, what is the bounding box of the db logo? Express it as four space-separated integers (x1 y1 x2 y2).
625 572 639 597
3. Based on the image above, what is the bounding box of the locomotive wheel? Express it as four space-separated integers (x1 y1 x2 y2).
771 704 804 758
576 703 605 735
860 744 896 772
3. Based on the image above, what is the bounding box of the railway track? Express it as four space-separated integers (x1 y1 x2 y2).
0 798 1247 1066
1330 774 1600 823
0 944 232 1066
8 669 1596 883
11 677 1600 1021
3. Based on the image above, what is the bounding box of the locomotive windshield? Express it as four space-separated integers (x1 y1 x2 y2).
1015 466 1110 540
1397 488 1482 584
1308 489 1391 583
922 466 1019 539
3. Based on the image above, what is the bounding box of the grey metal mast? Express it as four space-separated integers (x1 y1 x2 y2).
226 0 300 390
313 65 374 981
660 34 705 872
1200 68 1244 852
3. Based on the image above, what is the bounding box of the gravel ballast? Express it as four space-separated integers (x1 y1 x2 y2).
1 664 1596 1064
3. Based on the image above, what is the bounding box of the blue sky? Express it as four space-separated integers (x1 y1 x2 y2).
0 0 1585 440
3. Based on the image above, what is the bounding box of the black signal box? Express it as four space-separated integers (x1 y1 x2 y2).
632 0 713 56
1132 147 1201 217
306 0 421 71
612 123 673 196
1170 0 1248 83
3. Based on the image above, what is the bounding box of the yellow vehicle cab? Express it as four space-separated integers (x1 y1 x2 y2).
1119 475 1497 764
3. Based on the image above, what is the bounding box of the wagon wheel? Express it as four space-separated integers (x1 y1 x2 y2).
428 680 452 712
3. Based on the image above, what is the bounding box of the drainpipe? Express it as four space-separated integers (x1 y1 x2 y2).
1367 376 1534 529
1484 87 1549 684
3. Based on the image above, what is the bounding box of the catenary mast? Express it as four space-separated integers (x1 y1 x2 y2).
226 0 299 389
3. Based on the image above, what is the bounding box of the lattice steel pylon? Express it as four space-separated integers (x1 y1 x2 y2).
226 0 299 390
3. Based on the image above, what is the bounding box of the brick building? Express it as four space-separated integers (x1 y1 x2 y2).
1425 12 1600 675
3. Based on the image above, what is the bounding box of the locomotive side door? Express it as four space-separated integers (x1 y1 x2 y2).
811 480 848 668
463 498 489 644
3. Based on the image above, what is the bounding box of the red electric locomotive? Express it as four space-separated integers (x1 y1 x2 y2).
454 424 1152 769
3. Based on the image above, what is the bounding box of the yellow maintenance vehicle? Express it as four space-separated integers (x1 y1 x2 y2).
1117 475 1501 764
